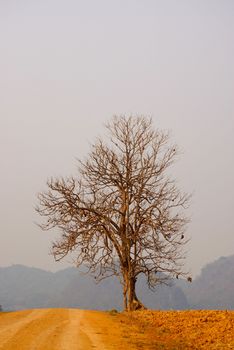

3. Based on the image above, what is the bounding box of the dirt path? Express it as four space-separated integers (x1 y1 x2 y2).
0 309 111 350
2 309 233 349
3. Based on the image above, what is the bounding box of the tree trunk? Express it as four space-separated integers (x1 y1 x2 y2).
123 279 128 311
123 274 146 311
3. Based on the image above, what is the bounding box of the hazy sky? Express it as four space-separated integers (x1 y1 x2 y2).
0 0 233 277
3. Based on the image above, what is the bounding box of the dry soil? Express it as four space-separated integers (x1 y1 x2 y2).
0 309 234 349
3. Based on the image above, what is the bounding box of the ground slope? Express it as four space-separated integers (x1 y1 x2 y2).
0 309 234 349
121 310 234 349
0 309 125 350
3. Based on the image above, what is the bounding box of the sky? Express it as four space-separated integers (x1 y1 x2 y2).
0 0 233 277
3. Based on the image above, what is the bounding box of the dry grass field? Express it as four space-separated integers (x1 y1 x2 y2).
117 310 234 349
0 309 233 349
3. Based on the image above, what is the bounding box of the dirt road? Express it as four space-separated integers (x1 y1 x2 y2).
0 308 119 350
1 309 233 349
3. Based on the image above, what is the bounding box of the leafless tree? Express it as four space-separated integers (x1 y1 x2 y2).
36 116 190 311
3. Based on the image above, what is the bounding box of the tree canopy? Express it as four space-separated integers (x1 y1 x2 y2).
36 116 190 310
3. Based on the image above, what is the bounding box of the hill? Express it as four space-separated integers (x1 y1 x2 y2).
0 265 187 311
0 254 234 311
179 255 234 309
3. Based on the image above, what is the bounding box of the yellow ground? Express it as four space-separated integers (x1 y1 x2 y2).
119 310 234 349
0 308 123 350
0 309 233 349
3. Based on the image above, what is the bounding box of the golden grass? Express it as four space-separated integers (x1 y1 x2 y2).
113 310 234 349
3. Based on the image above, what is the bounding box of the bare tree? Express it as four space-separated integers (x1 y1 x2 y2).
36 116 190 311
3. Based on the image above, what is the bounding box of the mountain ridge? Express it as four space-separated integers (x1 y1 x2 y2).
1 255 233 311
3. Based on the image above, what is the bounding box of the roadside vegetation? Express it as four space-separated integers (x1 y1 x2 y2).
110 310 234 349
